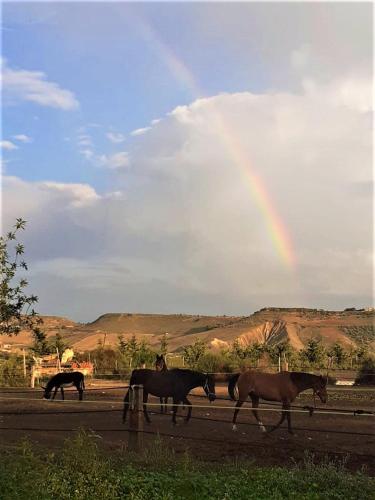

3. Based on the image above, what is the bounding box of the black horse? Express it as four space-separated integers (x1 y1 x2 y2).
123 368 216 424
155 354 168 413
42 371 85 401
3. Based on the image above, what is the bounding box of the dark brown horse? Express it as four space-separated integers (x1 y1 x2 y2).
42 372 85 401
155 354 168 413
228 371 327 434
123 368 216 425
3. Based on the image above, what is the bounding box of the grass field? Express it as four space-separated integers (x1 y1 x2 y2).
0 431 374 500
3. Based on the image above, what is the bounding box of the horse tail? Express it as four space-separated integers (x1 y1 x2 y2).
228 373 240 401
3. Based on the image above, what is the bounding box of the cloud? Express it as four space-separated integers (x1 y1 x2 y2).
1 140 18 150
99 151 130 170
131 127 151 136
2 59 79 110
13 134 32 143
2 80 372 320
77 133 93 147
106 131 126 143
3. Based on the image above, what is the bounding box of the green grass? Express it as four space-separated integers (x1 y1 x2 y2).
0 432 373 500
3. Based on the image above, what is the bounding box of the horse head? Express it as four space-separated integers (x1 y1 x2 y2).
155 354 166 371
314 375 328 403
40 384 51 400
203 374 216 402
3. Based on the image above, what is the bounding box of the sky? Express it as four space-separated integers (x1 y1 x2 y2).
1 2 373 322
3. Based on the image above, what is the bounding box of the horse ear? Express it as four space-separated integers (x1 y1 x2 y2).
40 385 46 390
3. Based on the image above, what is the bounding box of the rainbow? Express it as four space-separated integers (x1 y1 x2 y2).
132 14 296 269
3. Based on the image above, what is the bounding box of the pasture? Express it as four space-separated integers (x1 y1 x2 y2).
0 382 374 475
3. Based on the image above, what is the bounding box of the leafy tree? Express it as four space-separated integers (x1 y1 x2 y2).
246 342 265 364
183 339 207 368
50 332 67 360
355 344 369 364
125 334 139 367
31 327 50 356
230 340 264 366
267 342 293 365
0 218 42 336
117 334 127 355
299 338 326 367
327 342 347 368
160 333 168 356
231 339 246 359
134 339 155 366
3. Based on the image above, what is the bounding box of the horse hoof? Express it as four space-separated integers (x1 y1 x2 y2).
232 424 237 432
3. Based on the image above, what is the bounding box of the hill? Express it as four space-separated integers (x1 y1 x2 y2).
1 308 374 354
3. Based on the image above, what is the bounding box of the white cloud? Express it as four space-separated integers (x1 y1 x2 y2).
13 134 32 143
302 76 372 113
79 149 95 161
131 127 151 136
41 181 100 207
99 151 130 170
77 133 93 147
1 59 79 110
2 80 372 318
1 140 18 150
106 131 126 143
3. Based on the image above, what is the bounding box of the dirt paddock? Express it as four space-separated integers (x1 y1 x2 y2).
1 383 374 474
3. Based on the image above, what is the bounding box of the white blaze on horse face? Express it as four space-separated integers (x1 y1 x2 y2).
232 424 237 431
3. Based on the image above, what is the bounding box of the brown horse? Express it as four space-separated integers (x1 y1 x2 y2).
228 371 328 434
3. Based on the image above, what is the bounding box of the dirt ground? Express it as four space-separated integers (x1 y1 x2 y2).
1 383 374 474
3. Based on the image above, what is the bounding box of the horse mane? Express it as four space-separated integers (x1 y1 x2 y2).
289 371 323 388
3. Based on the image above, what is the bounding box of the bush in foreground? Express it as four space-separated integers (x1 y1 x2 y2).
0 431 373 500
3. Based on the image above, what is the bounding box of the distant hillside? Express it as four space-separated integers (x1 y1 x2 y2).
1 308 374 354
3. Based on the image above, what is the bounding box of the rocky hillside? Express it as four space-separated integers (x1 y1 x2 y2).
1 308 374 354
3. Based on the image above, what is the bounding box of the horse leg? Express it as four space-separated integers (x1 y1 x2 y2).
52 387 58 400
160 397 164 413
286 404 293 434
164 397 169 413
60 387 65 400
78 385 83 401
232 400 244 431
183 397 192 423
172 398 179 425
143 390 151 423
268 402 288 433
251 396 266 433
122 390 130 423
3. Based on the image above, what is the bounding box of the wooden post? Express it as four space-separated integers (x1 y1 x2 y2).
23 349 27 378
31 366 36 388
128 385 143 452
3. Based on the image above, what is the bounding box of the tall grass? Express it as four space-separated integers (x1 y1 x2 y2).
0 431 373 499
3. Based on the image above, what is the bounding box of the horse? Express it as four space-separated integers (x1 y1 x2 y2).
155 354 168 413
42 371 85 401
123 368 216 425
228 370 327 434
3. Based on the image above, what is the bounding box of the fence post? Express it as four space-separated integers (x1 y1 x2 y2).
128 384 143 452
31 366 35 388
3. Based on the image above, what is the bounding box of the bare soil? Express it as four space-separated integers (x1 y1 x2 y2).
1 384 374 474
